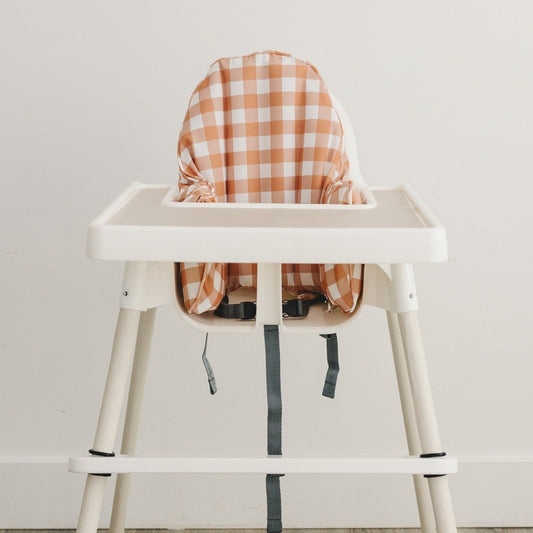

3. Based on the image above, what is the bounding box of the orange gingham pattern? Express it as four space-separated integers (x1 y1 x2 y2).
177 51 364 315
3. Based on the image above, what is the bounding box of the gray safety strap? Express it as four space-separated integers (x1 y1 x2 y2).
266 474 283 533
264 325 284 533
264 325 282 454
201 333 217 395
320 333 339 399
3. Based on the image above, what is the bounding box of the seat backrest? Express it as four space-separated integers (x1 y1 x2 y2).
178 50 363 205
176 51 365 315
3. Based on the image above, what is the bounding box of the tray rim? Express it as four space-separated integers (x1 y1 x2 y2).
160 182 378 210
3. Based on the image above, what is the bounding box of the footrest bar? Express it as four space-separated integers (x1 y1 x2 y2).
69 455 458 475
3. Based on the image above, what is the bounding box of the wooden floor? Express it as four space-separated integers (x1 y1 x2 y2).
0 527 533 533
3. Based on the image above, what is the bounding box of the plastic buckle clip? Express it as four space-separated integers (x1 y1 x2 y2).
238 301 257 320
282 299 308 318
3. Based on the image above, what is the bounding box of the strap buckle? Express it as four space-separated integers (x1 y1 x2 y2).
215 294 328 320
238 300 257 320
282 299 308 318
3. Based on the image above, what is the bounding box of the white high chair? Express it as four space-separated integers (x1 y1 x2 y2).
69 88 458 532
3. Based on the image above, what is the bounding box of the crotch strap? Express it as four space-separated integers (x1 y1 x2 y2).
264 324 284 533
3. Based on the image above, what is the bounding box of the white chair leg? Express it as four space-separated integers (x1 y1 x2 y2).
110 307 157 533
387 311 436 533
397 311 457 533
76 308 141 533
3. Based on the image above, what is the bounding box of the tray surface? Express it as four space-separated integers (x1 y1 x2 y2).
111 186 422 228
87 183 447 263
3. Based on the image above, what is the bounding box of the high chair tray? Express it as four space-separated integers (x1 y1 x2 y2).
87 182 447 263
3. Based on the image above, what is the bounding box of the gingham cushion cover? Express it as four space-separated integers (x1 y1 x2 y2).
176 51 364 315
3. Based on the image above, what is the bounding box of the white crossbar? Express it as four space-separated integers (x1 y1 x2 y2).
69 455 457 475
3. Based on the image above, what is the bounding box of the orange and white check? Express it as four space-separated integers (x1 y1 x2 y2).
176 51 364 315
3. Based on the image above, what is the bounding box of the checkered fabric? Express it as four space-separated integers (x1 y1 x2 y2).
177 51 364 315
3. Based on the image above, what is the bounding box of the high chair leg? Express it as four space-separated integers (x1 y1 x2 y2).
76 308 141 533
397 311 457 533
110 307 157 533
386 311 436 533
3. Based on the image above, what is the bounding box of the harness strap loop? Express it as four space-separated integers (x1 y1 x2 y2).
320 333 339 399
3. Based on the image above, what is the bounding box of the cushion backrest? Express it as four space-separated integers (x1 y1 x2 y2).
177 51 364 315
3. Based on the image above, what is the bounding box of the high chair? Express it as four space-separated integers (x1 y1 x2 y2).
69 51 458 533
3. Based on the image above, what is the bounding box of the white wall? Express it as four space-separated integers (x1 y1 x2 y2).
1 0 533 527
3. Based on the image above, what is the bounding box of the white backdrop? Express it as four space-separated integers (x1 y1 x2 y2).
1 0 533 527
